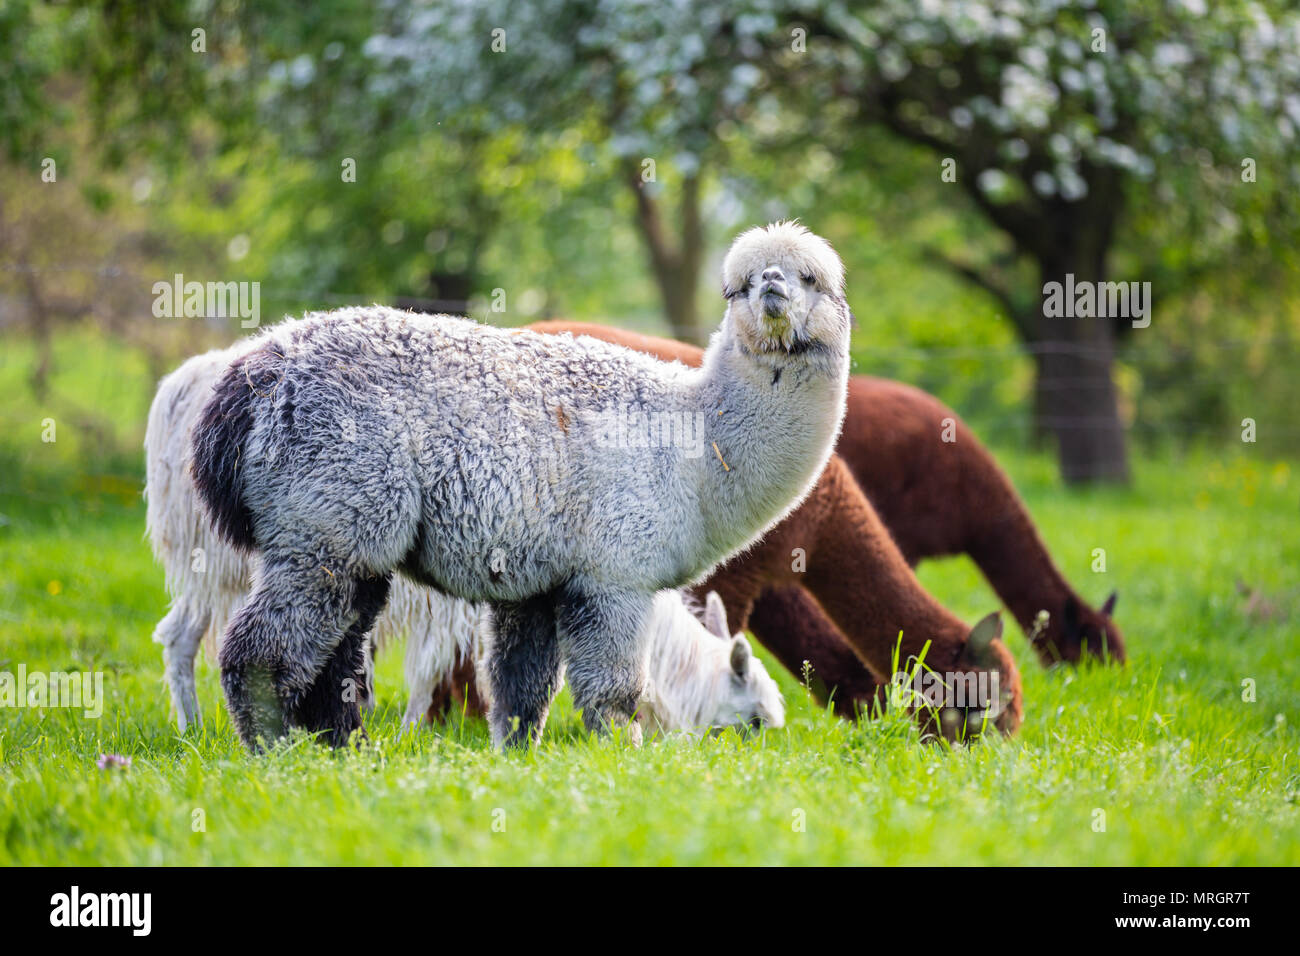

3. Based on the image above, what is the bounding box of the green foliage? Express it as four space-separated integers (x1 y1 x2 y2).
5 0 1300 462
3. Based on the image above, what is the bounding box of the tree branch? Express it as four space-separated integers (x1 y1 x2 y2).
920 244 1035 340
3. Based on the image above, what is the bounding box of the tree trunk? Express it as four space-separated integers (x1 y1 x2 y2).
624 165 705 344
20 258 53 401
1032 259 1129 484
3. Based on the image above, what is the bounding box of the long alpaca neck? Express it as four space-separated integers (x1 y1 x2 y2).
688 326 847 570
746 586 885 718
960 460 1081 637
801 462 970 677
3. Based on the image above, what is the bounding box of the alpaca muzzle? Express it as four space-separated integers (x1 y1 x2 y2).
759 281 789 318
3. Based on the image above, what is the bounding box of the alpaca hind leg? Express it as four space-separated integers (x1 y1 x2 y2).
485 594 561 750
153 597 211 733
557 587 652 746
290 574 391 747
359 634 377 715
219 554 380 751
402 618 440 729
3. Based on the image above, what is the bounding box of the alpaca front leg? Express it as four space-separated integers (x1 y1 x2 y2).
485 594 561 750
290 623 370 746
557 587 651 746
218 557 377 751
290 574 391 746
153 597 211 733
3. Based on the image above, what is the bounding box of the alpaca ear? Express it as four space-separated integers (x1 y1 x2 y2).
966 612 1003 667
703 591 730 640
1062 596 1081 636
1101 591 1118 617
730 635 752 678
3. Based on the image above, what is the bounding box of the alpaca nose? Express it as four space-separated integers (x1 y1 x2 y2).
760 268 787 298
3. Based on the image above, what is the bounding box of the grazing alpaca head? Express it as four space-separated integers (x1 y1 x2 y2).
933 612 1024 741
721 220 849 357
1041 591 1125 665
698 591 785 732
642 591 785 737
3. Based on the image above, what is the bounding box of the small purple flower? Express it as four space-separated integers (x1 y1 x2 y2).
96 753 131 771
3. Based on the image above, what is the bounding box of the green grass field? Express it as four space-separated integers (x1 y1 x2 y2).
1 333 1298 865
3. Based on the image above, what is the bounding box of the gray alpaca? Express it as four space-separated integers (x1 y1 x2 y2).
190 221 851 750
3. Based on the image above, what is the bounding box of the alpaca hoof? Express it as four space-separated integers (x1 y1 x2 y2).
173 687 202 734
175 708 202 734
227 663 289 750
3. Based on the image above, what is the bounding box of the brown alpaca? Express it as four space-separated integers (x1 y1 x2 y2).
424 653 487 720
531 321 1124 668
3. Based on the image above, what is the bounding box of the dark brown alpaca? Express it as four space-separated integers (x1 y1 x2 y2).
532 321 1124 668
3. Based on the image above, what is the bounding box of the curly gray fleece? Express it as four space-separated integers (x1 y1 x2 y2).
190 221 851 750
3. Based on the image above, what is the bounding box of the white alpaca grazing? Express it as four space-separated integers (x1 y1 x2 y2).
145 351 785 736
189 221 850 750
399 590 784 735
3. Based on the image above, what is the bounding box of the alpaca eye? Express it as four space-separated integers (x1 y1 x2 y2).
800 273 816 286
726 278 752 300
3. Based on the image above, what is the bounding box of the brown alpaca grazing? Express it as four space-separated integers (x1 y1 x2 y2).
531 320 1124 668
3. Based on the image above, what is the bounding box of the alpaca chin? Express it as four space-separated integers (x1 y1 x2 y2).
761 295 789 322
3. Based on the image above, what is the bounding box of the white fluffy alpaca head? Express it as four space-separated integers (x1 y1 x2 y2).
721 220 850 356
641 590 784 736
697 591 785 731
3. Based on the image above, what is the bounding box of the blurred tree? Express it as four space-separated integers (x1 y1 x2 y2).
58 0 543 309
360 1 794 342
10 0 1300 478
781 0 1300 482
372 0 1300 482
